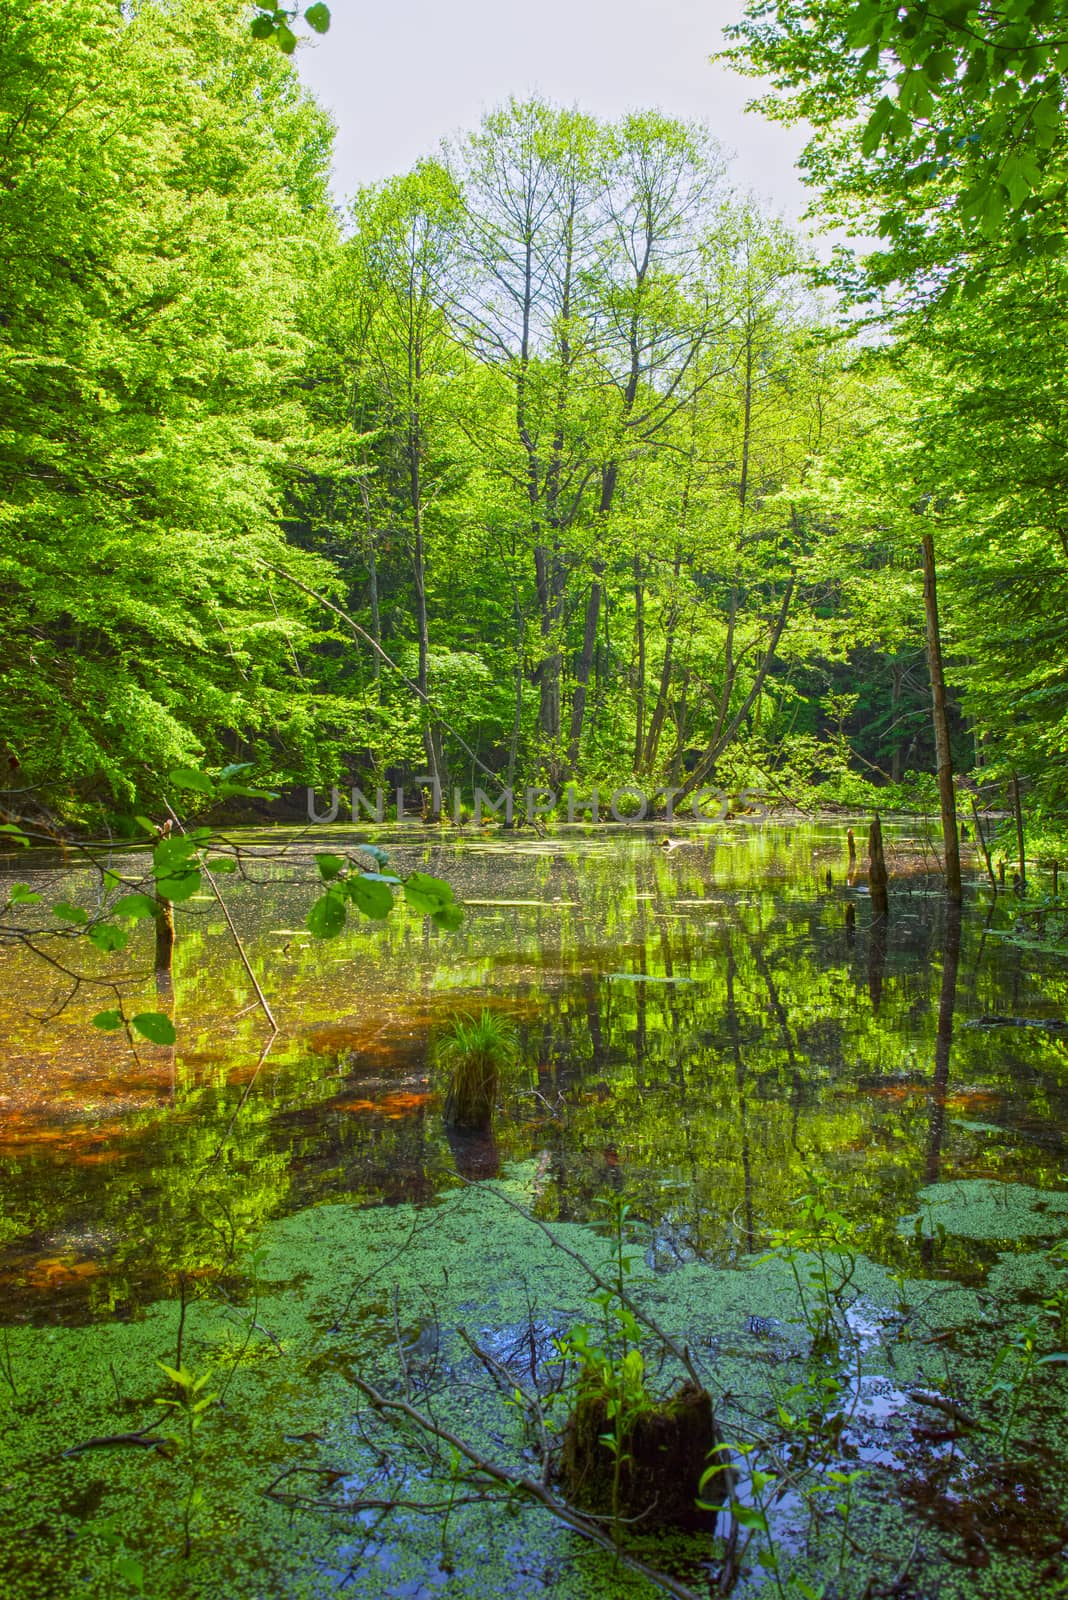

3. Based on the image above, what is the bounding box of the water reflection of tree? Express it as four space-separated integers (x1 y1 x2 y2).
725 943 755 1254
924 902 963 1189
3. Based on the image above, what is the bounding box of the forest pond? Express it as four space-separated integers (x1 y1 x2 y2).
2 820 1067 1598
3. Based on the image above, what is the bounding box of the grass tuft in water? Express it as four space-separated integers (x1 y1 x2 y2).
436 1010 519 1131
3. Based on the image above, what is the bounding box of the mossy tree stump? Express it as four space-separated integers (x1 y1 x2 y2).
560 1380 723 1528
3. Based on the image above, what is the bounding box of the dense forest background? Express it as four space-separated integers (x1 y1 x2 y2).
3 0 1065 830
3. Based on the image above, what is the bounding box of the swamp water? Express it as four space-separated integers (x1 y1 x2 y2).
1 821 1067 1597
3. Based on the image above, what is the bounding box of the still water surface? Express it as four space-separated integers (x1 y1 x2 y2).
2 820 1065 1323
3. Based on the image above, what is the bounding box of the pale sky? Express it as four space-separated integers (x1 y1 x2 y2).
296 0 814 227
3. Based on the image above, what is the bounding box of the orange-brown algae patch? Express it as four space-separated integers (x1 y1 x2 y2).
20 1256 104 1288
336 1091 434 1120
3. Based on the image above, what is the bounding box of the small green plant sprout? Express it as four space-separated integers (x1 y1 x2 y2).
761 1179 860 1359
809 1466 868 1574
436 1009 518 1130
81 1515 144 1596
155 1362 217 1558
981 1319 1068 1451
702 1441 789 1598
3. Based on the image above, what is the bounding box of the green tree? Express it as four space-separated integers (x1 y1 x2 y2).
0 0 339 818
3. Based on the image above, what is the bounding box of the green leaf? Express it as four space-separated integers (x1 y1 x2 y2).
304 2 330 32
732 1505 770 1532
112 893 159 920
431 901 464 931
275 24 298 53
403 872 454 915
307 890 347 939
168 768 215 794
218 782 277 799
250 15 275 38
156 1361 190 1387
347 874 394 920
88 924 129 953
92 1010 124 1031
131 1013 177 1046
206 858 237 873
52 901 88 925
114 1556 144 1592
0 823 29 847
134 816 159 835
315 852 345 881
153 837 199 874
8 884 41 904
155 871 201 903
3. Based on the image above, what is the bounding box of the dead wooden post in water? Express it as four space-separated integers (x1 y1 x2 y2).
154 896 174 976
152 817 175 976
847 827 856 869
920 532 962 902
868 813 889 922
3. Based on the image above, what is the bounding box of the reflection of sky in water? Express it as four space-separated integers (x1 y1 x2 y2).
1 822 1066 1321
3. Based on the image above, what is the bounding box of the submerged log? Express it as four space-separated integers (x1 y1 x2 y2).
560 1379 722 1528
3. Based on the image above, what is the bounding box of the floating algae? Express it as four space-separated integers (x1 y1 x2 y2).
3 1167 1068 1599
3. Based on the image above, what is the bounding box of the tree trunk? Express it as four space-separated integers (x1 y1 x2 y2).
632 556 645 772
534 542 565 773
410 427 447 818
924 901 962 1190
358 478 382 685
920 532 961 902
676 577 795 804
567 568 602 769
642 544 682 774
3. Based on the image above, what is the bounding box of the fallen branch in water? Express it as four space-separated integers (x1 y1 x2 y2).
906 1388 977 1429
62 1427 168 1457
351 1373 713 1600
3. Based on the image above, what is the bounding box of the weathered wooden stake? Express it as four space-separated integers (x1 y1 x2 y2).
868 813 889 922
154 897 174 975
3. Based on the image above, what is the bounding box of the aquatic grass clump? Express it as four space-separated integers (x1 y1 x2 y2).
436 1010 519 1131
